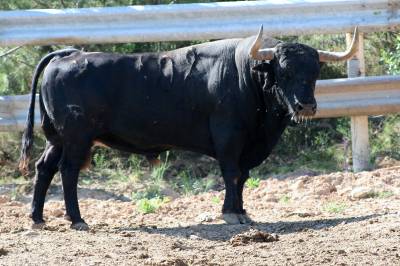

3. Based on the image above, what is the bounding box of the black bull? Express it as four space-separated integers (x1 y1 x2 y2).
20 27 358 229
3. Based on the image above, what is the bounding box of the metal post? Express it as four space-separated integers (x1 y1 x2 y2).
346 32 370 171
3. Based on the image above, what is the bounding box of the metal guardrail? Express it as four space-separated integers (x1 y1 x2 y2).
315 75 400 118
1 75 399 132
0 0 399 46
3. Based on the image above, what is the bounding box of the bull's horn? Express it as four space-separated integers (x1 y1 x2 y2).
318 27 359 62
249 25 275 61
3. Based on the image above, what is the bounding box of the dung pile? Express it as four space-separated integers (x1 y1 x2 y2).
230 228 279 246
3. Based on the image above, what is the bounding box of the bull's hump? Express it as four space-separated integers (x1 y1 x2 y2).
173 38 241 56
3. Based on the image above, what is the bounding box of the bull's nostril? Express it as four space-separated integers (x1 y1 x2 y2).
295 103 304 112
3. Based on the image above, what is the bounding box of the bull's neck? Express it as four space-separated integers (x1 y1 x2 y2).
248 59 289 125
247 60 267 113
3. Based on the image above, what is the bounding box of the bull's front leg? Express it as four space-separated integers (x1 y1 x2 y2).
220 166 252 224
210 117 252 224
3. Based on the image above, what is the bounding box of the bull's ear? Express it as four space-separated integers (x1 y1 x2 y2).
252 62 275 92
252 62 272 73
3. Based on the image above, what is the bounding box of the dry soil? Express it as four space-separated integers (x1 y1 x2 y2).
1 166 400 265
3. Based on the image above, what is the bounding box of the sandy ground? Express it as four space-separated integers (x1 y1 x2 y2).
0 166 399 265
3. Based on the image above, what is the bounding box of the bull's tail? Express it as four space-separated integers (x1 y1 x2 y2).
19 48 79 174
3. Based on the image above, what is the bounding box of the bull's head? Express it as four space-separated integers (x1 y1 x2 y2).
250 26 358 122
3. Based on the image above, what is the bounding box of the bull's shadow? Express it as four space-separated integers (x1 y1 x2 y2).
117 213 382 241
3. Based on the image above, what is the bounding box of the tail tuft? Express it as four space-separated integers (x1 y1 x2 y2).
19 123 34 174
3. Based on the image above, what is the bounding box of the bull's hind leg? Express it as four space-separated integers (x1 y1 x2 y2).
31 143 62 228
56 105 93 230
59 139 92 231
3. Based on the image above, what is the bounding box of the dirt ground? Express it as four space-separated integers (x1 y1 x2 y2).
1 165 399 266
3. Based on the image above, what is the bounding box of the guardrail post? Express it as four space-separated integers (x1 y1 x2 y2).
346 31 370 171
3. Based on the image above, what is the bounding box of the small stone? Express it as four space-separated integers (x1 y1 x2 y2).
292 211 315 218
350 187 374 200
293 179 305 190
50 209 64 217
338 249 346 255
31 222 46 230
0 247 8 256
338 187 352 197
138 253 149 259
0 195 10 204
121 232 133 237
265 193 278 202
6 201 23 207
189 234 200 240
171 258 188 266
195 212 215 223
171 240 187 250
315 183 336 196
23 230 40 237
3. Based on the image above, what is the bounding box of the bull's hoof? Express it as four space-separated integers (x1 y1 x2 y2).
70 222 89 231
222 213 253 224
31 222 46 230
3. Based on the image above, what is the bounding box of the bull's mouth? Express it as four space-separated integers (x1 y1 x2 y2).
290 111 316 123
288 103 317 123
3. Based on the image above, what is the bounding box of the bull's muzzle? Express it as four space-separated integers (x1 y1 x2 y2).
294 100 317 116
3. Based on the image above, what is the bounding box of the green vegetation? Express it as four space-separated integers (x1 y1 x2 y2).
245 177 261 189
9 187 18 201
173 170 216 195
380 33 400 75
136 197 166 214
211 196 221 205
279 195 291 204
370 115 400 162
151 152 170 183
361 190 395 199
323 202 347 214
375 191 395 199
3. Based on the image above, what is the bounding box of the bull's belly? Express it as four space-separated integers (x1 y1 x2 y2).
99 116 216 157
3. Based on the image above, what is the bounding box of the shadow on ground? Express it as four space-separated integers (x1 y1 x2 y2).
116 213 382 241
